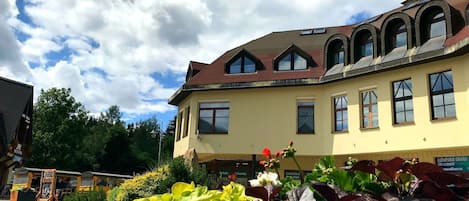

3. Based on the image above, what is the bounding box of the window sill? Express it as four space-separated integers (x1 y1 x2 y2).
198 132 229 135
392 121 415 127
224 72 258 75
332 130 348 134
360 127 380 131
431 116 457 123
274 69 310 73
297 132 315 135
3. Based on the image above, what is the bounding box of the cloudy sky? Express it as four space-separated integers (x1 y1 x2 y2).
0 0 402 128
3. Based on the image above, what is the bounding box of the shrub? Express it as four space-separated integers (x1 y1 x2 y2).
110 157 209 201
63 190 106 201
114 166 169 201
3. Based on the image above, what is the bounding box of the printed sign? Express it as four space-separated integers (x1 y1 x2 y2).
39 169 56 201
436 156 469 172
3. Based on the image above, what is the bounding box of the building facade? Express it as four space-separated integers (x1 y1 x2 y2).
169 0 469 182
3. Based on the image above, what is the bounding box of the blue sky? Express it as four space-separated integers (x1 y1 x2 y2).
0 0 402 130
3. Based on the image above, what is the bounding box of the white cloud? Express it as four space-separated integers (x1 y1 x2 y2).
0 0 402 122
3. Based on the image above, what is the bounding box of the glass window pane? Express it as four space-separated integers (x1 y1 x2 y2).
372 116 379 127
406 111 414 122
404 99 413 110
215 109 229 117
445 104 456 117
396 112 405 123
430 73 441 92
432 94 444 107
363 107 369 115
200 102 229 108
371 91 377 103
362 92 369 104
395 101 404 112
365 42 373 56
298 107 313 116
335 121 343 131
244 57 256 73
214 117 228 132
444 93 454 105
372 104 378 115
430 20 446 38
433 106 445 119
293 53 307 70
394 82 403 98
343 119 348 130
229 58 241 74
337 50 344 64
396 32 407 48
335 98 342 109
336 111 342 121
298 116 314 133
363 117 369 128
199 117 213 132
442 71 453 90
343 110 348 121
199 110 213 118
278 54 291 70
298 102 314 106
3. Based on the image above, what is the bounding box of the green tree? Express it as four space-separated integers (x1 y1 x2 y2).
28 88 90 170
129 117 160 169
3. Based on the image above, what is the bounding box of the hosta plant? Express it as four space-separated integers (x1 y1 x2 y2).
134 182 259 201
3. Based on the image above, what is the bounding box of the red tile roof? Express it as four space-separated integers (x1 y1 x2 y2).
184 0 469 87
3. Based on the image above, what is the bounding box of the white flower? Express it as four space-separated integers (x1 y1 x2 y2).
248 179 262 187
249 171 281 187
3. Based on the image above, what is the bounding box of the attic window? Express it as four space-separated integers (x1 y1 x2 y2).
228 56 256 74
312 28 326 34
300 30 313 35
278 53 307 71
225 49 263 74
274 45 312 71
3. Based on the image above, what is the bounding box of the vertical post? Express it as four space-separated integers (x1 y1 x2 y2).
158 133 162 167
251 154 256 179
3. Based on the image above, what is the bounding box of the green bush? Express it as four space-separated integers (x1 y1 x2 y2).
110 157 209 201
114 166 169 201
106 187 120 201
63 190 106 201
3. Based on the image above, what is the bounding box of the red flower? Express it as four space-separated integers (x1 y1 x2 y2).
262 148 272 158
259 160 266 165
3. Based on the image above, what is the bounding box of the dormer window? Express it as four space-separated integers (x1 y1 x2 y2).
229 56 256 74
393 24 407 49
274 45 313 71
429 12 446 38
355 31 373 61
278 53 307 71
420 8 446 43
327 40 345 69
225 49 263 74
384 20 408 54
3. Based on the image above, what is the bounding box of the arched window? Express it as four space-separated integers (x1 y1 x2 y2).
225 49 263 74
421 8 446 43
274 45 312 71
355 31 373 61
327 40 344 69
387 22 407 53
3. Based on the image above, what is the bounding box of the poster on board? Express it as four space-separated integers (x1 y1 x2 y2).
39 169 56 201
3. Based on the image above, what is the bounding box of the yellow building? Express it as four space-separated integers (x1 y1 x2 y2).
169 0 469 183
